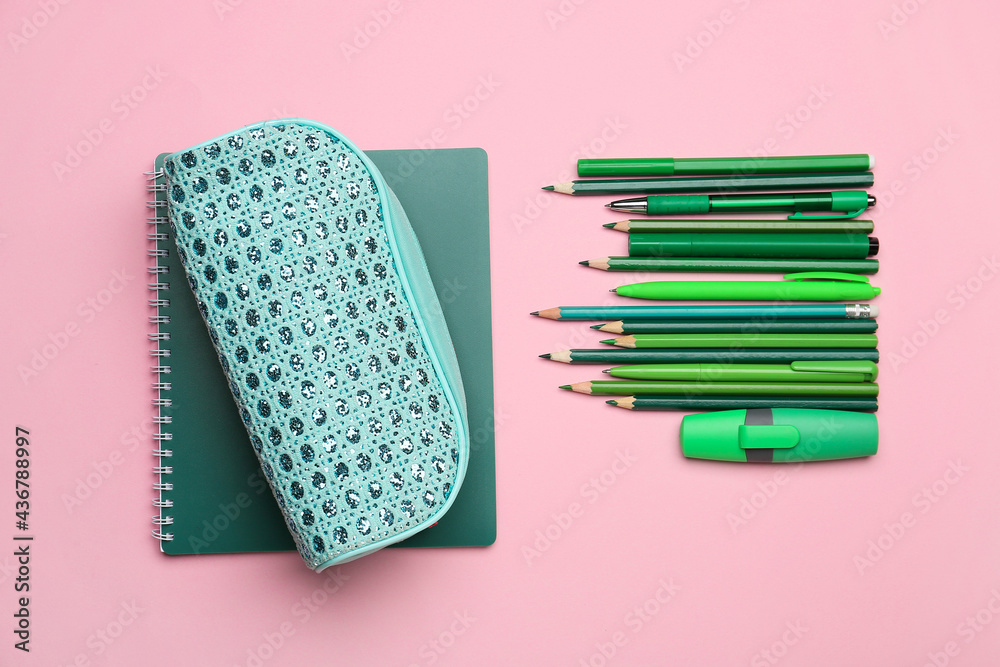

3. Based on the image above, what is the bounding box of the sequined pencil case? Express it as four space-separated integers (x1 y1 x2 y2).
159 119 469 570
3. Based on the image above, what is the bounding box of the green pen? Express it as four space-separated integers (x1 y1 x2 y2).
604 361 879 382
614 272 881 301
603 333 877 349
562 380 878 397
579 154 873 177
607 190 875 219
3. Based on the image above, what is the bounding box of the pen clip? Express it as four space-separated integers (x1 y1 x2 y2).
783 272 871 284
790 360 879 381
738 425 800 450
787 206 867 220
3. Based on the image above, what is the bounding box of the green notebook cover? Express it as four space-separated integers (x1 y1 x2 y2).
151 146 496 555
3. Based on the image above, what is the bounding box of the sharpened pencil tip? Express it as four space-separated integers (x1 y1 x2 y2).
530 311 539 316
558 385 571 390
606 400 618 406
599 338 615 345
539 353 551 359
590 324 601 329
579 260 590 266
542 185 554 191
602 222 615 228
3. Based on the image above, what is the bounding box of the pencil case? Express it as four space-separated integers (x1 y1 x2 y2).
161 119 469 570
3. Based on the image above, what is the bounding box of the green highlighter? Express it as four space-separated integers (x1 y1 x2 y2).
614 272 881 301
680 408 878 462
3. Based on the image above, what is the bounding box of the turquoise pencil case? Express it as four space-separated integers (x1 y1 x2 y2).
161 119 469 570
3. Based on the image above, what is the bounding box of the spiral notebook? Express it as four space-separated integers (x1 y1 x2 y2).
147 146 496 555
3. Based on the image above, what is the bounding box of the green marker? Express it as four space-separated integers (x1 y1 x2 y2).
680 408 879 462
605 361 879 383
579 154 873 177
607 190 874 219
562 380 878 397
614 273 881 301
627 232 878 259
603 333 877 349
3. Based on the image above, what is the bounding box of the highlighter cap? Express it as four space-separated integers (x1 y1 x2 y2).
680 408 878 462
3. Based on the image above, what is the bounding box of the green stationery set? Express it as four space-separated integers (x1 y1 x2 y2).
538 153 881 463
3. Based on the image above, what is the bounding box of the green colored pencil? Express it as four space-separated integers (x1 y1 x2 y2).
594 319 878 334
540 349 880 364
562 381 878 396
605 219 875 233
543 172 874 195
608 396 878 411
581 257 879 273
604 333 878 349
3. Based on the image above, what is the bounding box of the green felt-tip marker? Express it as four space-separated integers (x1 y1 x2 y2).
614 273 880 301
603 333 877 349
680 408 879 462
562 380 878 397
543 172 874 195
605 361 879 383
627 232 878 259
607 190 874 219
579 154 873 177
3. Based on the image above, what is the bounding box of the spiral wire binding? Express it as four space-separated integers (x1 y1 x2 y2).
149 163 175 542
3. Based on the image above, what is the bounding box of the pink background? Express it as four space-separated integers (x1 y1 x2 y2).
2 0 999 665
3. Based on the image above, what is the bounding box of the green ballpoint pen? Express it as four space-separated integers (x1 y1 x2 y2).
607 190 875 219
614 272 881 301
